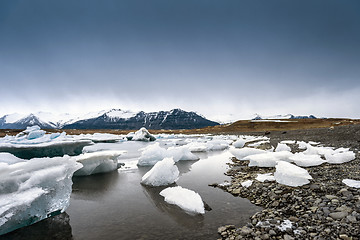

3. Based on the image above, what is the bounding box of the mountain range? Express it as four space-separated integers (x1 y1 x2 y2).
252 114 316 120
0 109 219 130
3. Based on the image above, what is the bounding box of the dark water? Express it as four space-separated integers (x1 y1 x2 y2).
1 142 261 240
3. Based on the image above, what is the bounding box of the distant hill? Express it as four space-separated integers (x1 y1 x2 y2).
253 114 316 120
0 109 219 130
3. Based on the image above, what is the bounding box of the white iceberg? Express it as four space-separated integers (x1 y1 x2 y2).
289 152 325 167
127 127 156 142
245 151 293 167
137 143 199 166
159 186 205 214
342 179 360 188
0 156 82 235
255 173 275 182
275 143 291 152
230 147 266 160
141 158 179 186
72 150 126 176
274 161 312 187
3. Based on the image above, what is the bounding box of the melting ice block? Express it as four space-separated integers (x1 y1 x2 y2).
233 138 246 148
230 147 266 160
289 152 325 167
0 155 82 235
160 186 205 214
72 150 126 176
141 158 179 186
275 143 291 152
245 151 293 167
256 173 275 182
274 161 312 187
137 143 199 166
342 179 360 188
127 127 156 142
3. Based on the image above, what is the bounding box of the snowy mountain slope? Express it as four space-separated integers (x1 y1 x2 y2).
0 109 219 130
253 114 316 120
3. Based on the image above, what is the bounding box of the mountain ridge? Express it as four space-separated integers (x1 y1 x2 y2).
0 109 219 130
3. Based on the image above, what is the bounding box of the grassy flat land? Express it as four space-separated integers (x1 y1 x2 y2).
0 118 359 137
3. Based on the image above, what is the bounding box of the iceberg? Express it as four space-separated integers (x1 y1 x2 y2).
289 152 325 167
0 155 81 235
141 158 179 186
126 127 156 142
137 143 199 166
160 186 205 214
186 142 208 152
274 161 312 187
206 139 229 151
245 151 293 167
229 147 266 160
72 150 126 176
342 179 360 188
0 152 24 164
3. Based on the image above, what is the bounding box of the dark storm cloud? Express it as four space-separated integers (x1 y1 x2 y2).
0 0 359 119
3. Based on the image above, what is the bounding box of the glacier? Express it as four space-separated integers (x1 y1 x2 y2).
141 157 179 186
0 155 82 235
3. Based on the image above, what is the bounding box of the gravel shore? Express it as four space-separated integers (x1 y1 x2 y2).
216 124 360 240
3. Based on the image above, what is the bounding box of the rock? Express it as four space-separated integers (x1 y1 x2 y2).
339 234 352 240
346 215 357 223
288 216 298 222
240 226 253 236
269 229 276 236
325 195 338 200
283 234 294 240
329 211 348 220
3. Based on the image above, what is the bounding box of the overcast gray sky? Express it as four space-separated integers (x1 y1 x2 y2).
1 0 359 121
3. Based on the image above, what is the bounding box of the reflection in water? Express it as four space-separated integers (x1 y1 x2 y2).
142 185 205 230
0 212 73 240
71 171 120 200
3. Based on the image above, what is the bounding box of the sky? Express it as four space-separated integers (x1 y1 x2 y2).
0 0 359 122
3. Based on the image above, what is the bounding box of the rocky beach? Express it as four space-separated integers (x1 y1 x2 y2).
216 124 360 240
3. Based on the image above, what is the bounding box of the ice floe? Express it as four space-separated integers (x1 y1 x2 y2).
245 151 293 167
274 161 312 187
72 150 126 176
159 186 205 214
230 147 266 160
289 152 325 167
0 155 81 235
141 157 179 186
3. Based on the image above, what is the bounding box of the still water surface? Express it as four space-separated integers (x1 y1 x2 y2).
2 139 261 240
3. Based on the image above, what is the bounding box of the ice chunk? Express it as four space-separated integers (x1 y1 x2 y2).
0 156 82 235
137 143 167 166
230 147 266 160
72 150 126 176
280 140 296 144
141 158 179 186
138 143 199 166
241 180 253 187
27 130 46 140
255 173 275 182
275 143 291 152
325 151 355 164
186 142 208 152
274 161 312 187
342 179 360 188
160 186 205 214
0 152 24 164
247 140 270 147
278 220 293 232
233 138 246 148
127 128 156 141
245 151 293 167
289 152 325 167
206 139 229 151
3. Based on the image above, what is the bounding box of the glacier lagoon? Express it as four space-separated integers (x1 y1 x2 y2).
1 134 261 240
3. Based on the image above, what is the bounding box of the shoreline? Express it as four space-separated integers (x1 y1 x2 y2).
216 125 360 239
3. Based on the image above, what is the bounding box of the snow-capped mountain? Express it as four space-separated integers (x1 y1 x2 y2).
0 109 219 130
252 114 316 120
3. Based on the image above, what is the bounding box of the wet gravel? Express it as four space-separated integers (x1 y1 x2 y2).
216 124 360 240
